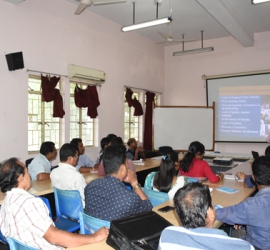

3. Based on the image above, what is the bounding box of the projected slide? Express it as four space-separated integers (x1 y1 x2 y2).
207 73 270 142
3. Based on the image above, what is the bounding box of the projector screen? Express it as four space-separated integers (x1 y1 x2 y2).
207 73 270 142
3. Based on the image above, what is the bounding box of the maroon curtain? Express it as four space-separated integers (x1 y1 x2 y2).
143 92 155 150
41 74 65 118
74 85 100 119
125 87 143 116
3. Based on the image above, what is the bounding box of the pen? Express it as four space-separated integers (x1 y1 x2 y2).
232 164 238 168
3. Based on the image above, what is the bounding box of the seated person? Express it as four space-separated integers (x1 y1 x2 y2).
70 138 98 173
0 158 108 249
28 141 57 181
179 141 224 183
237 145 270 188
145 152 185 199
96 137 111 164
85 145 152 221
159 182 254 250
126 138 145 160
216 156 270 250
50 143 87 208
98 137 135 176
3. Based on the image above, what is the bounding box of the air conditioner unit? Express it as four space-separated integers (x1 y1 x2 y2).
68 64 106 84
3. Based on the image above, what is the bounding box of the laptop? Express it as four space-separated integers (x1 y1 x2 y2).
251 151 259 159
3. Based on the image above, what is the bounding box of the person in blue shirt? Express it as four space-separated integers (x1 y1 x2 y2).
216 156 270 250
126 138 145 160
159 182 254 250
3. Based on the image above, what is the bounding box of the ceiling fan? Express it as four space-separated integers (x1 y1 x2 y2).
75 0 126 15
157 24 197 44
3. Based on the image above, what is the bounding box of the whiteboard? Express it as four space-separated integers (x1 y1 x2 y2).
154 106 214 151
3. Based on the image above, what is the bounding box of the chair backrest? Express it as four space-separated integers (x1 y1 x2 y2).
143 187 169 207
79 211 110 235
25 158 34 168
38 196 52 218
158 146 173 155
144 172 157 190
53 187 83 221
0 229 8 244
7 238 38 250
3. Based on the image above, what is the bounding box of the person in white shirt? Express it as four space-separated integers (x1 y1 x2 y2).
28 141 57 181
70 138 98 173
0 158 108 249
50 143 87 208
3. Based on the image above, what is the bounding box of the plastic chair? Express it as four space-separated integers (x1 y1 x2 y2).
143 187 169 207
38 196 80 232
0 230 8 244
53 187 83 232
25 158 33 168
79 211 110 235
144 172 157 190
7 237 38 250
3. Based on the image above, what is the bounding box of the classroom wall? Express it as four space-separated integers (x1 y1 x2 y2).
0 0 164 164
164 31 270 155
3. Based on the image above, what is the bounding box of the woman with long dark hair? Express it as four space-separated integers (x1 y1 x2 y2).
179 141 223 183
145 151 185 199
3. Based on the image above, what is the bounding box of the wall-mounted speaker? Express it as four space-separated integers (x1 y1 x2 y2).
5 51 24 71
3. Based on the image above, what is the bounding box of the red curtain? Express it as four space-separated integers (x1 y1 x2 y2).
143 92 155 150
125 87 143 116
74 85 100 118
41 75 65 118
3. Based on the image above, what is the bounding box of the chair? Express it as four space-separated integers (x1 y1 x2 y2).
143 188 169 207
25 158 33 168
53 187 83 232
7 237 38 250
158 146 173 155
144 171 157 190
0 230 8 244
79 211 110 235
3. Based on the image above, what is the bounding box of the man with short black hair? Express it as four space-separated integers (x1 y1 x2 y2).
126 138 145 160
28 141 57 181
70 138 98 173
50 143 87 207
216 156 270 250
85 145 152 221
159 182 254 250
0 158 108 249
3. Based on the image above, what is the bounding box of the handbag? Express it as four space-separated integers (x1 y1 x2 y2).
106 211 172 250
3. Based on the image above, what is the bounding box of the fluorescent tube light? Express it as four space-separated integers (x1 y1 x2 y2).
173 47 214 56
252 0 270 4
121 17 171 32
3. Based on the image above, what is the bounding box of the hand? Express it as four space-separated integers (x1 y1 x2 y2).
218 173 224 180
236 172 247 180
92 227 109 242
136 146 144 153
126 169 138 185
234 224 243 230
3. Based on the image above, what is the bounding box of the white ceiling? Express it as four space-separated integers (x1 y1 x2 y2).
5 0 270 47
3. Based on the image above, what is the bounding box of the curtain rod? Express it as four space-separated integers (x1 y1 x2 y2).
124 85 162 94
27 69 68 78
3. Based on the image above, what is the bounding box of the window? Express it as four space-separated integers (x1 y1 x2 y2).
28 75 61 152
124 92 141 143
70 83 95 146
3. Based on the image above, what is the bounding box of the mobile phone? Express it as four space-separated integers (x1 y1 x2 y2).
158 205 175 213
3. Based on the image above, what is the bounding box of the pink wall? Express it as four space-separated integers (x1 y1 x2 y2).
164 31 270 155
0 0 164 163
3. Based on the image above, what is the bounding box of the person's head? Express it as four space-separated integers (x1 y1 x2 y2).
103 145 127 179
127 138 137 149
180 141 205 173
166 150 179 173
107 134 117 141
189 141 205 160
252 156 270 187
70 138 85 155
0 158 31 192
40 141 57 161
111 137 124 146
60 143 79 167
174 182 214 229
100 137 111 150
265 146 270 158
153 153 176 192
